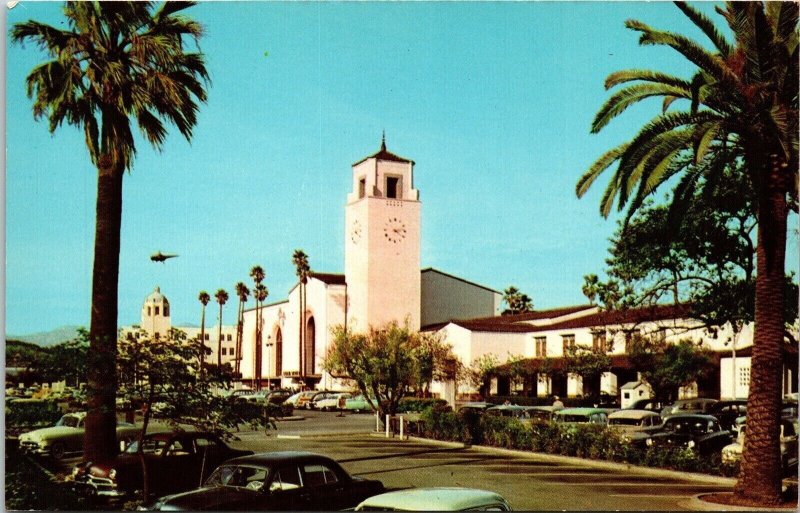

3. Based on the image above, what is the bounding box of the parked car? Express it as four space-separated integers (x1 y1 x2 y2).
527 406 561 422
295 391 327 410
72 431 253 500
457 402 493 414
19 412 141 460
485 404 534 421
625 399 667 412
355 487 512 511
345 394 376 413
266 390 292 405
146 451 385 511
660 398 718 418
607 410 662 441
707 400 747 431
554 407 609 425
722 418 798 473
314 393 352 411
309 392 339 410
284 392 304 407
643 414 731 456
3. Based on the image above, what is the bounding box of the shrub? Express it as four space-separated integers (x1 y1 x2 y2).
420 403 468 442
398 397 448 413
6 400 62 431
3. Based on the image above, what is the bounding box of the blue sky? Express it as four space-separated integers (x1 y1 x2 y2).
6 1 798 334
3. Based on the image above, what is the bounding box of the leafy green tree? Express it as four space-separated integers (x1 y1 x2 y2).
12 2 210 463
463 354 500 398
627 333 714 403
501 286 534 315
41 329 90 387
575 3 797 503
324 322 455 422
215 289 229 367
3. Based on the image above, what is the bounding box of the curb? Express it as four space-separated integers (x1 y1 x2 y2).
684 493 799 511
274 416 305 422
378 435 735 486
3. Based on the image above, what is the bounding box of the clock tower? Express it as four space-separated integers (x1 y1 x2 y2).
345 136 421 331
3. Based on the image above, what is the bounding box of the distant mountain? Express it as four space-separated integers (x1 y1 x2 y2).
7 326 83 347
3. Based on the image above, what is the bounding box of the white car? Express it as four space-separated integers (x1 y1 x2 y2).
607 409 663 439
314 393 352 411
355 487 512 511
18 412 140 460
722 418 798 471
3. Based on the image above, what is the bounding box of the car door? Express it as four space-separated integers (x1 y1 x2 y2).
159 437 201 493
300 462 349 510
266 465 305 510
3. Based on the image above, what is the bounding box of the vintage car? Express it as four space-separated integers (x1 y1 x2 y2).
643 414 732 456
72 431 252 500
19 412 140 460
314 393 352 411
554 407 609 425
344 394 377 413
484 404 535 421
295 391 328 410
660 398 718 418
527 406 561 422
457 402 493 414
607 409 662 439
355 487 512 511
722 418 798 473
707 400 748 432
146 452 385 511
625 399 667 412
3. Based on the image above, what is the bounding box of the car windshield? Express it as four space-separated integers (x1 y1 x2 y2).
56 415 80 428
559 415 590 423
205 465 269 490
609 418 641 426
125 438 168 455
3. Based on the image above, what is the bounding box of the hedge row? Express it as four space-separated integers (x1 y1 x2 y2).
420 405 739 477
5 400 64 431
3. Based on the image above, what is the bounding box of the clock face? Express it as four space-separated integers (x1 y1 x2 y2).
383 217 407 243
350 220 362 244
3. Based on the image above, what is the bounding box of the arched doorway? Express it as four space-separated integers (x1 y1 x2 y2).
305 317 316 376
275 328 283 378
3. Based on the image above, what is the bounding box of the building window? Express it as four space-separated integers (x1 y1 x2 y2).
386 176 401 199
738 366 750 388
155 306 160 316
562 335 575 355
205 333 210 341
147 306 151 316
358 177 366 198
227 334 232 341
535 337 547 357
592 332 607 352
164 305 169 316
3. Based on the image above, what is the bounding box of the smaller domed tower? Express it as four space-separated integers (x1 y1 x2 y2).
141 286 172 338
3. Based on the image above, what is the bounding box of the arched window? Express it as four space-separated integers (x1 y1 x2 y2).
305 317 316 376
164 305 170 316
275 328 283 376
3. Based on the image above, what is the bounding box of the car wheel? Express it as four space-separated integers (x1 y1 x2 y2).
50 442 66 460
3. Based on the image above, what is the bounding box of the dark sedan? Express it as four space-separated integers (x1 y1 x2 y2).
72 431 253 501
643 414 732 456
707 400 747 431
145 452 386 511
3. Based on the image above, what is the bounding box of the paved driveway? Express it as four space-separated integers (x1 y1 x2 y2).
228 433 733 511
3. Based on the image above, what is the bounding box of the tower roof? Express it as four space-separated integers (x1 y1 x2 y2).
144 286 169 305
352 134 414 167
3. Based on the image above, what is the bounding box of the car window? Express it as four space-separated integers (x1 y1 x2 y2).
166 440 192 456
195 437 220 450
206 465 268 489
57 415 80 428
270 466 303 491
302 464 339 487
126 438 168 455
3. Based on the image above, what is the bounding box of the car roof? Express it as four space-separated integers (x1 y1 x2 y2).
486 404 528 412
665 414 717 422
556 407 607 415
609 409 660 420
145 430 216 441
357 487 506 511
223 451 336 467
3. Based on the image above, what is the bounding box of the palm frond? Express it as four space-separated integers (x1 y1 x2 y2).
576 144 629 198
674 2 733 57
604 69 692 90
592 83 691 133
693 121 720 164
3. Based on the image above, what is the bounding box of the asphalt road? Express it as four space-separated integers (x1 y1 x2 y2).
48 410 740 510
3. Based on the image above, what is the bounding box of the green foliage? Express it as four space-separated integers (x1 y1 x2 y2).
324 322 456 421
5 400 63 430
501 286 534 315
462 354 499 396
627 334 714 402
562 345 611 400
5 445 92 510
397 397 447 413
420 403 469 443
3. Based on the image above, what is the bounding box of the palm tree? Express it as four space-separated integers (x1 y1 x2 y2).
254 283 269 385
581 274 601 305
214 289 229 367
233 282 250 375
576 3 797 505
249 266 265 389
501 286 533 315
292 250 311 378
198 291 210 377
12 2 209 463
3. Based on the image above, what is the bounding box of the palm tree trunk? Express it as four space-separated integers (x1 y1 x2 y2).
735 159 788 505
217 304 223 367
85 160 123 464
199 308 206 380
235 301 243 375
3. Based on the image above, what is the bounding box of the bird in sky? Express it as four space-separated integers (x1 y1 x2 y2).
150 251 179 263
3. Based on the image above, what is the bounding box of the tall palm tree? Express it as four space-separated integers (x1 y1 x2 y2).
576 3 797 505
249 266 265 389
581 274 601 305
198 291 210 377
214 289 229 367
254 283 269 385
292 250 311 379
233 282 250 375
12 2 209 463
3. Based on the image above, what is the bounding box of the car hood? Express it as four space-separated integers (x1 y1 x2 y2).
155 486 260 510
20 426 78 441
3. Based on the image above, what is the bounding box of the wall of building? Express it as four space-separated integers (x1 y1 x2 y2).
420 270 500 327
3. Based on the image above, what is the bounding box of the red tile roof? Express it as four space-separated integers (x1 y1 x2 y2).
525 304 693 333
466 305 596 325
